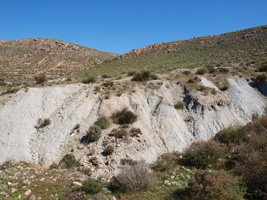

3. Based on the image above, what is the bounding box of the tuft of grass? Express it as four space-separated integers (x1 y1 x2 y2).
109 163 155 192
174 101 186 110
95 116 110 129
82 75 97 84
132 71 151 82
195 67 208 75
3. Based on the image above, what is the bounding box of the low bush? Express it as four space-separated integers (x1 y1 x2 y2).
109 163 155 192
111 108 137 124
82 75 97 84
120 159 138 166
129 128 142 137
196 67 208 75
95 116 110 129
103 145 114 155
81 178 103 194
132 71 150 81
34 74 46 84
85 125 102 143
37 118 51 128
109 128 128 138
151 153 178 172
59 154 77 169
181 140 228 169
173 170 246 200
174 101 186 110
214 125 245 144
183 70 191 75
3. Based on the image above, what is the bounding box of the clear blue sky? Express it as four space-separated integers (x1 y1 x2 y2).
0 0 266 54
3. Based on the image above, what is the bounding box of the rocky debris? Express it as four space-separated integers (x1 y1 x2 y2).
24 189 31 197
29 195 36 200
72 181 83 187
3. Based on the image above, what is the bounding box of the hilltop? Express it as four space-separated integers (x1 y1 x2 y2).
86 25 267 77
0 38 117 83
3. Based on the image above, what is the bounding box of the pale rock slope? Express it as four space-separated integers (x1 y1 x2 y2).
0 76 266 176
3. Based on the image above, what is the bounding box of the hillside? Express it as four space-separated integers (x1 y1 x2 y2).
0 38 117 83
86 25 267 77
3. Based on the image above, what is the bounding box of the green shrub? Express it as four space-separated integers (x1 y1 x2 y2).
109 163 155 192
151 153 178 172
174 170 246 200
174 101 186 110
196 67 208 75
215 125 245 144
111 108 138 124
103 145 115 155
34 74 46 84
85 125 102 143
181 140 228 169
82 75 97 84
81 178 103 194
59 154 77 169
95 116 110 129
132 71 150 81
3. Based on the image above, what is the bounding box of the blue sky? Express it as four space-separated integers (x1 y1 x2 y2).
0 0 266 54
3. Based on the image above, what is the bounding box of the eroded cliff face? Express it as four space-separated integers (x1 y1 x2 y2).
0 76 266 176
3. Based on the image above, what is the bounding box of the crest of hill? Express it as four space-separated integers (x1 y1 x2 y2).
0 38 118 82
88 25 267 76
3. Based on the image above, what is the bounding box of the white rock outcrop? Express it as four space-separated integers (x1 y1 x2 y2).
0 77 266 176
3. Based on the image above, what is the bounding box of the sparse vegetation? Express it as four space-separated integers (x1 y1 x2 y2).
109 163 155 192
132 71 151 81
180 140 228 169
80 178 103 194
174 101 186 110
95 116 110 129
84 125 102 143
111 108 138 124
59 154 77 169
103 145 115 155
37 118 51 129
34 74 46 84
109 127 128 138
215 125 245 144
82 75 97 84
174 170 246 200
196 67 208 75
